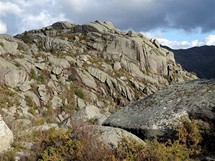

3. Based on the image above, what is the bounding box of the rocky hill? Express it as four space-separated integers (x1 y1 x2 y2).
0 21 197 160
164 45 215 79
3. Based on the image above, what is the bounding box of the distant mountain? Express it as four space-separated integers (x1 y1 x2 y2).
163 45 215 79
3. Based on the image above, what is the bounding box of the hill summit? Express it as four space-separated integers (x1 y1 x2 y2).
0 20 197 160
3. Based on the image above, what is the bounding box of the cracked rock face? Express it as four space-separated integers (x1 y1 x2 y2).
103 79 215 142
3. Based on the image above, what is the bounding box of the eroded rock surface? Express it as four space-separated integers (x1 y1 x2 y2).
103 79 215 148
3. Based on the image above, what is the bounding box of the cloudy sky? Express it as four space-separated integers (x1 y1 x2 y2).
1 0 215 49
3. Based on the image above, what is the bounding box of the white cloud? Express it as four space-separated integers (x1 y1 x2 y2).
62 0 89 12
156 35 215 49
0 1 22 16
11 0 55 8
156 38 204 49
17 10 68 32
0 20 7 34
205 35 215 45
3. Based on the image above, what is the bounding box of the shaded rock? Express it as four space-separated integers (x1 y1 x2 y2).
152 39 160 48
103 79 215 144
35 63 47 70
23 91 41 107
127 30 138 37
38 85 50 104
97 126 145 150
75 69 97 90
75 125 145 150
78 55 89 62
71 105 110 125
88 66 134 102
51 21 73 29
0 115 13 153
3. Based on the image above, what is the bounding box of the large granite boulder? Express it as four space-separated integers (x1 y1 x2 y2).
0 115 13 153
103 79 215 143
3 69 29 88
82 20 115 33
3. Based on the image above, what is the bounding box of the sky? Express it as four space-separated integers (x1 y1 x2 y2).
0 0 215 49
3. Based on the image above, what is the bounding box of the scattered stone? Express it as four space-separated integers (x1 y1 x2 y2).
77 98 86 109
19 81 32 92
70 105 110 125
52 66 62 75
35 63 46 70
127 30 138 37
51 96 63 109
38 85 50 104
113 62 121 71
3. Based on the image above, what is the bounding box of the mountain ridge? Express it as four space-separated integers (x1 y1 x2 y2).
162 45 215 79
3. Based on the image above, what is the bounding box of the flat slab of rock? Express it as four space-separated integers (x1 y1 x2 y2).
103 79 215 141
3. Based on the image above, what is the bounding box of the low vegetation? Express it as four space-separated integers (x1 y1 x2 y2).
0 119 204 161
75 88 85 99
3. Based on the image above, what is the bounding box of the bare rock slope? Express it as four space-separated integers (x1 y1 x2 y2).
0 20 197 157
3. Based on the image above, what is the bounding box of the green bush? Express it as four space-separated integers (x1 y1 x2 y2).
75 88 84 99
0 42 4 47
29 69 37 80
37 73 45 83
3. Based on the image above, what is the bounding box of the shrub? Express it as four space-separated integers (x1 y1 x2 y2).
0 149 16 161
68 75 76 81
75 88 84 99
0 42 4 47
115 119 202 161
26 126 113 161
29 69 37 80
177 118 202 156
37 73 45 83
14 62 21 68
